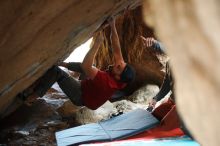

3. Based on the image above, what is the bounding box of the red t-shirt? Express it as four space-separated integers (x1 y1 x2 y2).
81 70 126 110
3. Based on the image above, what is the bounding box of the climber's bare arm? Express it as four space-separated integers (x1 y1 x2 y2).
81 33 103 79
109 18 125 65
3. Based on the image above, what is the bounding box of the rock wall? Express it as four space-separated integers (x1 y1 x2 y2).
0 0 141 118
1 0 219 145
143 0 220 145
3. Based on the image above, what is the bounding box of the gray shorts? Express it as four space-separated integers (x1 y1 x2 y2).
34 66 83 106
58 74 83 106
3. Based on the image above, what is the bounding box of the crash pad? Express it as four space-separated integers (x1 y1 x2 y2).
81 136 200 146
56 109 159 146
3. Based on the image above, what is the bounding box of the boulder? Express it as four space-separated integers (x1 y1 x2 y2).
143 0 220 145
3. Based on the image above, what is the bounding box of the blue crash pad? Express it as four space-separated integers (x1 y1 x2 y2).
56 109 159 146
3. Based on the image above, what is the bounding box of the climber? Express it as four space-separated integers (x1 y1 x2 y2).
140 36 195 139
19 17 136 110
140 36 168 111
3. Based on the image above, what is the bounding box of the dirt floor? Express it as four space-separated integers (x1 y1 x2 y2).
0 84 158 145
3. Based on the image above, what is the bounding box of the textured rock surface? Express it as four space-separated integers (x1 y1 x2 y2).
1 0 219 145
143 0 220 145
0 0 141 118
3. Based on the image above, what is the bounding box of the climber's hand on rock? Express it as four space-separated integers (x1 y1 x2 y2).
140 36 157 48
107 16 115 27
